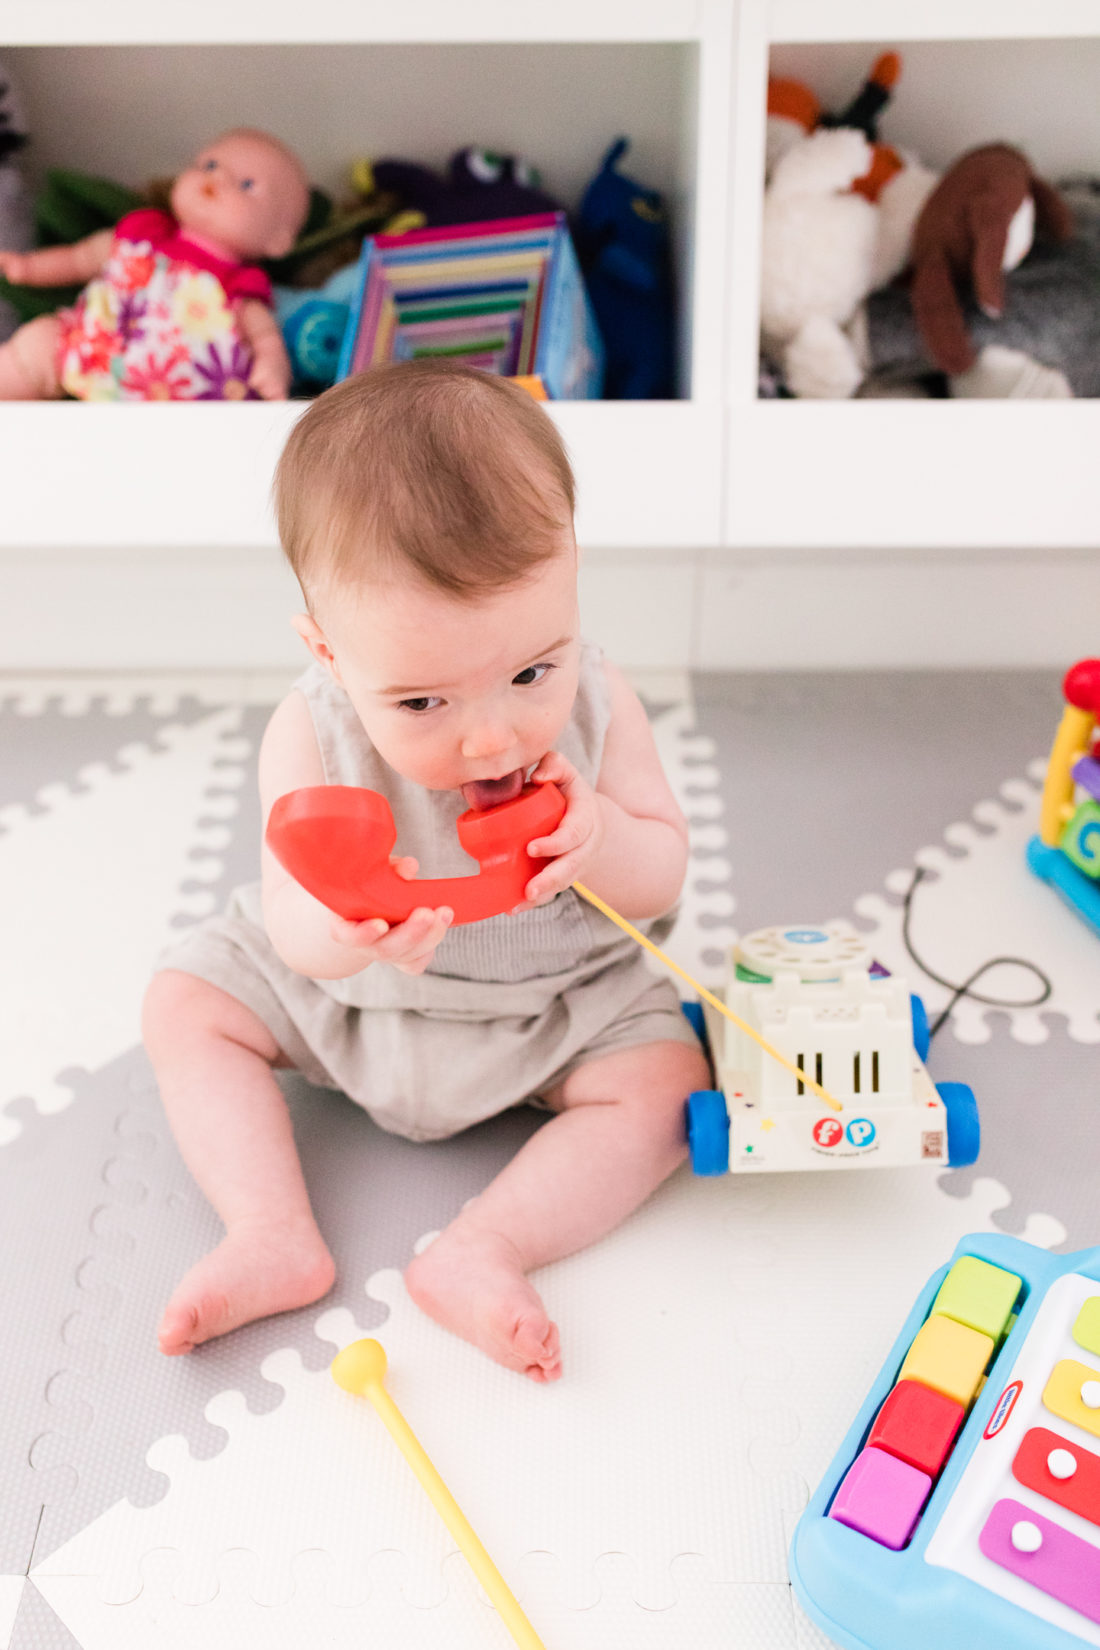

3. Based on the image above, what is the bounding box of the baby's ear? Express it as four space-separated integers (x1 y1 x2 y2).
291 612 341 680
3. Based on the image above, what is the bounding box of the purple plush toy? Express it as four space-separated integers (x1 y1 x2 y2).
371 147 562 228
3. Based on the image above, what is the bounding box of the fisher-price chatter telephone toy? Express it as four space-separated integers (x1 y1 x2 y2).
265 782 567 925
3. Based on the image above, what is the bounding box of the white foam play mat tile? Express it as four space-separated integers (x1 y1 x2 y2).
32 1166 1042 1648
0 687 256 1144
854 763 1100 1045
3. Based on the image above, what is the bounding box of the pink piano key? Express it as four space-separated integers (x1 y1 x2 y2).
829 1447 931 1550
979 1497 1100 1624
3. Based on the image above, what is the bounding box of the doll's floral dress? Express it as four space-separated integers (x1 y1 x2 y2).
56 209 274 401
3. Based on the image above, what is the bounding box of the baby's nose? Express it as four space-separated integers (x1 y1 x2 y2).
461 720 515 759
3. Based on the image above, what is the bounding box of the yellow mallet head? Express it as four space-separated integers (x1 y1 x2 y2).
331 1337 388 1395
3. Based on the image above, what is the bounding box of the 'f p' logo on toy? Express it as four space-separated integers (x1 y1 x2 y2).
813 1117 844 1148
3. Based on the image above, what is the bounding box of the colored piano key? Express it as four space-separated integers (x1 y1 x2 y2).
1043 1359 1100 1440
1012 1425 1100 1528
979 1497 1100 1625
866 1379 964 1479
1074 1297 1100 1359
828 1446 931 1550
931 1255 1022 1344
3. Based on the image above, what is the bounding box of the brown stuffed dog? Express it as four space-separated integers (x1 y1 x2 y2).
909 143 1073 373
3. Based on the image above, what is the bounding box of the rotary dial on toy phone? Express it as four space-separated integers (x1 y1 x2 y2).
735 922 872 982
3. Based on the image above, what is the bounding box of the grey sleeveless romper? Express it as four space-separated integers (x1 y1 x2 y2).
155 641 697 1141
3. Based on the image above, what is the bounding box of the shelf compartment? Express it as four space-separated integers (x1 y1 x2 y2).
0 24 730 549
726 400 1100 550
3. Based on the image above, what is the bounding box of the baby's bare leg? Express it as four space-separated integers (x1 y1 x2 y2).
142 970 335 1354
0 313 65 399
405 1038 709 1382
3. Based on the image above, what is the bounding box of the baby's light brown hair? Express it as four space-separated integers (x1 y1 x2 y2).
274 361 576 605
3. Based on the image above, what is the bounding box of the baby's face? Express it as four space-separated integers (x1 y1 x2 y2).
306 546 582 808
171 132 307 261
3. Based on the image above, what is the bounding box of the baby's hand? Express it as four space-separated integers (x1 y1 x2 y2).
519 752 605 907
328 856 453 975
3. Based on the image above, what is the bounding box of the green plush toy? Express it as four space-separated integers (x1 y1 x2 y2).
0 170 142 320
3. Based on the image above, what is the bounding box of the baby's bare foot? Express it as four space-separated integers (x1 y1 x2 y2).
405 1227 561 1383
158 1215 335 1355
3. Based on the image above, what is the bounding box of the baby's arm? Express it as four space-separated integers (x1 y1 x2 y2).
524 660 688 920
236 298 292 401
0 229 114 288
259 689 453 978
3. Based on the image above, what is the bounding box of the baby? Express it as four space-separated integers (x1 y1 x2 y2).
0 127 309 400
142 361 710 1381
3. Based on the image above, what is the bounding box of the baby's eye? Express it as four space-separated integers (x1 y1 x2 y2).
239 177 255 192
200 158 218 172
397 695 444 714
513 662 555 687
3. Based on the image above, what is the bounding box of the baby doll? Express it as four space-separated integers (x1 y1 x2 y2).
0 127 310 400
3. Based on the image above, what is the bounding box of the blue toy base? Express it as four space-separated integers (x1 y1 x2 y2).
1027 834 1100 938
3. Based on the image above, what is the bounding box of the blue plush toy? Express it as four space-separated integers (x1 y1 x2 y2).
574 137 675 399
274 262 362 392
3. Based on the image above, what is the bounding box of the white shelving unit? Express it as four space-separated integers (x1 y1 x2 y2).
2 0 1099 669
726 0 1100 552
0 2 731 558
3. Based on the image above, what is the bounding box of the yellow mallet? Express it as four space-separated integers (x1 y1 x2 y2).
331 1338 546 1649
573 881 842 1112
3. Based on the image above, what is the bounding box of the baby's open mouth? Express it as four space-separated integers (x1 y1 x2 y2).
460 768 526 811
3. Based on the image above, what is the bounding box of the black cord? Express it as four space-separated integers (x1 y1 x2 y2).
901 865 1053 1039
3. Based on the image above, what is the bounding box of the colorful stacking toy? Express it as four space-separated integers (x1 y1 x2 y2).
793 1234 1100 1648
1028 657 1100 938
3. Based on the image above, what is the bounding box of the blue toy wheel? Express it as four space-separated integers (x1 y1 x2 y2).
910 993 931 1062
936 1081 980 1168
685 1089 730 1176
681 1000 707 1047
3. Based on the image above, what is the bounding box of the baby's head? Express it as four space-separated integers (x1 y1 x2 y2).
171 128 310 262
275 362 582 802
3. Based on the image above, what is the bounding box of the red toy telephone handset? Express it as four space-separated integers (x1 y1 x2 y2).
265 782 567 926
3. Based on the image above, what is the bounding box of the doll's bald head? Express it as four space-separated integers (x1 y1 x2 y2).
172 128 310 262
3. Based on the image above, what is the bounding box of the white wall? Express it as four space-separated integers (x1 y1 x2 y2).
769 38 1100 177
5 544 1096 673
10 42 692 209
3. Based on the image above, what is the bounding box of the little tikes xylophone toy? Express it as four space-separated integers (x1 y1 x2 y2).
792 1233 1100 1649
